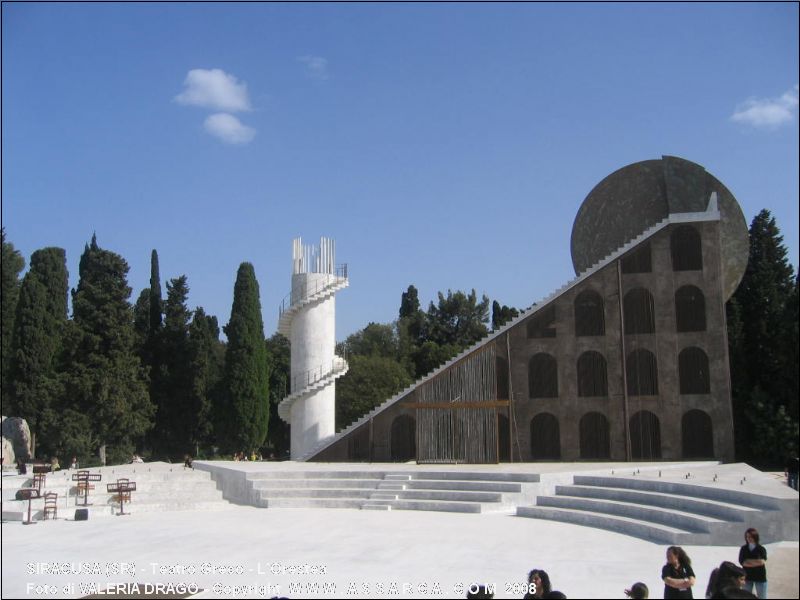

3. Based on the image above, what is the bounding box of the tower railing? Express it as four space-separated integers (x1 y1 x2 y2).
278 264 348 317
289 350 348 395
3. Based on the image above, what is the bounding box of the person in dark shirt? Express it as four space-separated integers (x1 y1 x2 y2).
738 528 767 598
662 546 696 599
785 456 798 491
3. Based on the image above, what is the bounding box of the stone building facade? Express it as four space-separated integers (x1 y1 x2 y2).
306 158 745 464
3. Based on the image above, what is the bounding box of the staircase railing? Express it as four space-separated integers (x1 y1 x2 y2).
278 264 348 318
289 351 348 395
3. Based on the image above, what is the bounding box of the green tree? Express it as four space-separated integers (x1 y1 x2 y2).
63 235 154 465
397 285 425 377
491 300 519 330
7 247 68 455
342 322 399 358
747 387 799 464
425 289 490 347
265 333 290 457
154 275 193 457
335 355 412 430
149 250 163 334
133 288 150 351
220 263 269 453
1 229 25 399
188 308 225 455
727 209 798 463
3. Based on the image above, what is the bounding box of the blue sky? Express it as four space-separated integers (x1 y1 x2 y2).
3 3 798 341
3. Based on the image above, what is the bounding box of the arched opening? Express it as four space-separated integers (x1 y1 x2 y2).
528 353 558 398
579 412 610 459
574 290 605 336
679 347 710 394
671 225 703 271
623 288 655 334
530 413 561 460
390 415 416 462
630 410 662 459
675 285 706 332
626 349 659 396
577 351 608 397
682 410 714 458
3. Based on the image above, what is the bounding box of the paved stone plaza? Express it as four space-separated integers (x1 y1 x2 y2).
2 461 797 599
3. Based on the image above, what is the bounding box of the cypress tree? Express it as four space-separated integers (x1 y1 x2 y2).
7 247 68 454
1 229 25 400
149 250 163 333
221 263 269 453
133 288 150 351
727 210 798 463
145 250 165 455
189 308 225 455
491 300 519 330
265 333 290 457
157 275 193 456
64 235 154 464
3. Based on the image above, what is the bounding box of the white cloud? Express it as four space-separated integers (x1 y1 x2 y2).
175 68 252 112
731 84 799 128
297 55 329 81
203 113 256 145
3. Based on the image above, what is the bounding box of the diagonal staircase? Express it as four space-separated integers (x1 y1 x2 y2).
299 198 723 462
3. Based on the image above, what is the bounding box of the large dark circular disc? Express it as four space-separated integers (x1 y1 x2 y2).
570 157 748 301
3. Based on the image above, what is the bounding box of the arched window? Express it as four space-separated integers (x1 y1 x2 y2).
574 290 605 336
675 285 706 332
671 225 703 271
624 288 655 334
682 410 714 458
496 356 509 400
630 410 662 459
390 415 416 462
580 412 610 459
498 413 510 462
528 353 558 398
527 305 556 338
530 413 561 459
577 351 608 397
626 349 658 395
679 347 710 394
621 243 652 274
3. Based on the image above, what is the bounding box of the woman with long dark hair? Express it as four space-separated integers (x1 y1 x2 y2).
662 546 696 599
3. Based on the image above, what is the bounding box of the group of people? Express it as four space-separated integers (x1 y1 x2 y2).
660 529 768 599
232 450 262 461
463 528 767 599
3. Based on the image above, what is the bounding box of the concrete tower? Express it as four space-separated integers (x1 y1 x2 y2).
277 237 349 460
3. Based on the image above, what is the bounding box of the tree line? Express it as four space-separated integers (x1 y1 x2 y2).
2 208 797 466
2 233 271 465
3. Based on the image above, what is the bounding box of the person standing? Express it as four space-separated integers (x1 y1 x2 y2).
662 546 696 599
739 528 768 598
785 455 799 491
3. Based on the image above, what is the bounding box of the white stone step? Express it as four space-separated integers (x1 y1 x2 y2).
516 505 705 545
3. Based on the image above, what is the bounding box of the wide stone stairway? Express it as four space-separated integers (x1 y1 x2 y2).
242 469 540 513
1 463 231 521
517 473 798 545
